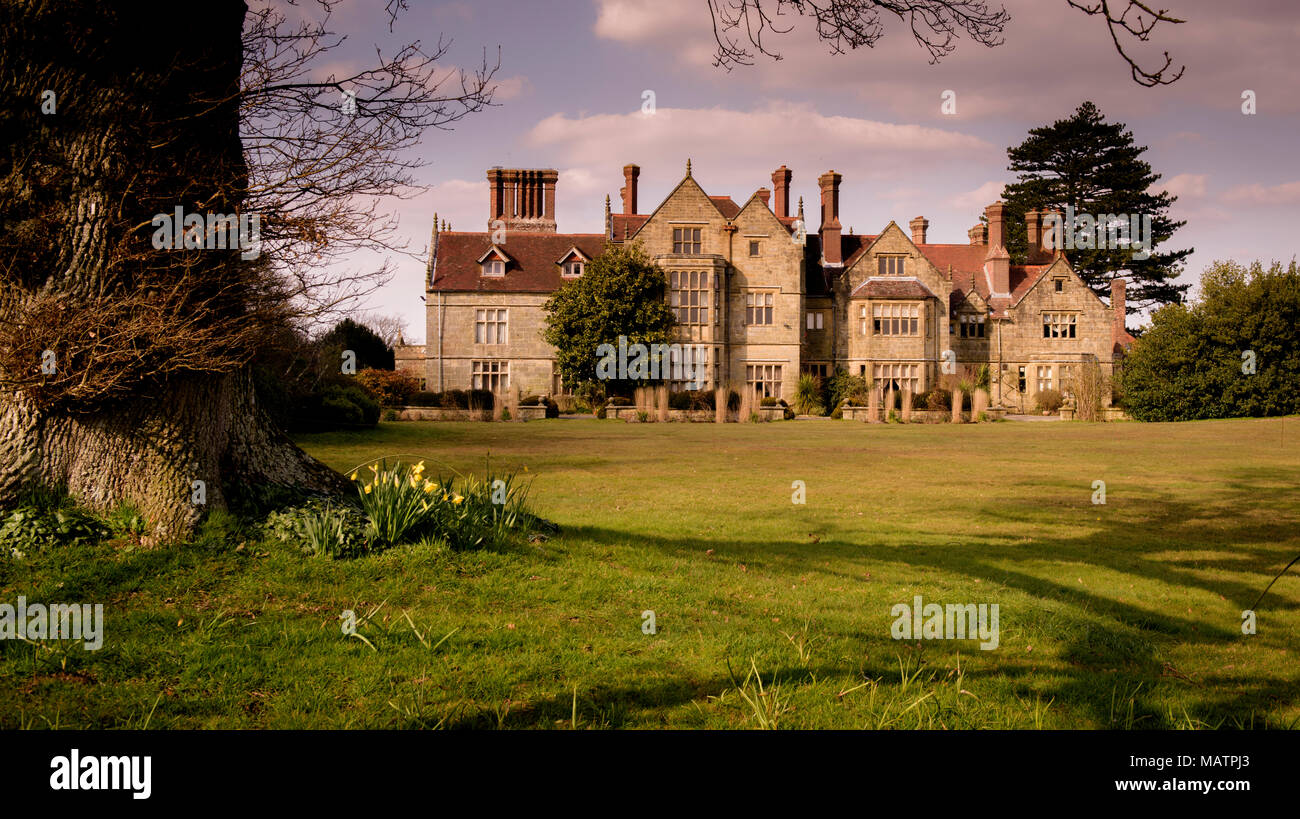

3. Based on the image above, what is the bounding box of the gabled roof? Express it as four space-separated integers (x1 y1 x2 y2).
610 213 649 240
475 245 513 264
556 246 591 264
709 196 741 218
432 232 607 293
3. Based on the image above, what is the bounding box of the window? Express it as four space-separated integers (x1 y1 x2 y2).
1017 366 1026 392
1054 279 1064 292
746 290 775 325
563 261 584 277
802 363 830 379
471 360 508 392
1037 365 1053 393
474 309 507 345
806 311 824 330
749 240 760 257
673 227 702 254
872 363 919 393
482 259 504 277
670 270 711 325
746 364 782 398
668 346 710 391
959 314 986 339
877 256 906 276
1043 313 1077 339
871 303 920 336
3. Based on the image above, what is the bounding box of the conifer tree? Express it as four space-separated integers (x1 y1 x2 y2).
1000 101 1192 314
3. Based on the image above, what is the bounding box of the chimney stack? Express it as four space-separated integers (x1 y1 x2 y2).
1025 209 1043 259
968 223 987 245
756 187 771 209
771 165 792 218
487 167 557 233
1112 278 1127 339
621 164 639 215
984 201 1010 296
909 216 929 245
1042 208 1064 259
818 170 843 265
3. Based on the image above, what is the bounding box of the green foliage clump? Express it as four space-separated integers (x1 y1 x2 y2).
0 486 106 551
1120 260 1300 421
542 242 676 393
265 500 370 558
793 373 826 415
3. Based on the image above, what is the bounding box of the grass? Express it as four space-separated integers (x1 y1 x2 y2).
2 416 1298 729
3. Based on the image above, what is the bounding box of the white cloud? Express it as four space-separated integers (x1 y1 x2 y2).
526 103 993 169
1161 173 1209 200
1222 180 1300 206
946 181 1006 212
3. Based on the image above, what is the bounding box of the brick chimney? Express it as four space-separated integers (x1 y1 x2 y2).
756 187 771 209
620 164 639 215
818 170 843 265
909 216 929 245
771 165 792 218
1042 208 1064 259
1025 209 1043 260
488 168 557 233
984 201 1010 296
1112 278 1127 339
968 223 987 245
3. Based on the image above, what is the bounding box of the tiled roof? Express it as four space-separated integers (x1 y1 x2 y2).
610 213 648 240
709 196 741 218
431 232 607 292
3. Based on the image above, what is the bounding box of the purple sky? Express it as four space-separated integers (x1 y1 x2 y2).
294 0 1300 343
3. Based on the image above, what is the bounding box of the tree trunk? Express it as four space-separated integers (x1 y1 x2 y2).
0 2 350 542
0 372 351 543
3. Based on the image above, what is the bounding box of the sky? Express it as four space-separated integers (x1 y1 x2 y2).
283 0 1300 343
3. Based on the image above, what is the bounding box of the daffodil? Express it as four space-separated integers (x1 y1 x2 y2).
452 494 464 505
369 463 379 472
364 485 372 494
423 482 435 493
350 471 358 481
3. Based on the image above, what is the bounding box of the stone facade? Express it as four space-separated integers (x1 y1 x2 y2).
412 163 1133 409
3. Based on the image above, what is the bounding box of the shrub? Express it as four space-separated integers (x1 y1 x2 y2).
668 390 692 411
925 388 951 412
829 370 869 408
404 389 494 410
355 368 420 407
595 403 608 419
793 373 825 415
265 501 369 558
1036 389 1064 413
608 396 633 406
520 394 544 406
760 396 778 407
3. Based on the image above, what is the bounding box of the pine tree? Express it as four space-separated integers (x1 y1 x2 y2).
1000 101 1192 313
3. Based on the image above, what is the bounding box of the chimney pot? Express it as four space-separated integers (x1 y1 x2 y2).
756 187 771 209
817 170 843 265
771 165 792 218
622 164 640 215
1026 209 1044 260
909 216 929 245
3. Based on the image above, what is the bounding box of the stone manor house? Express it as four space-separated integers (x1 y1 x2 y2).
399 162 1134 410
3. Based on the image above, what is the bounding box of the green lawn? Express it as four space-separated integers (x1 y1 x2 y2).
3 416 1298 729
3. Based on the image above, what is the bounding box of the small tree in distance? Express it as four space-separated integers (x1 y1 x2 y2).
542 243 676 397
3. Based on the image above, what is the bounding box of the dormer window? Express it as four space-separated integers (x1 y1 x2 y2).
556 247 590 278
476 246 512 277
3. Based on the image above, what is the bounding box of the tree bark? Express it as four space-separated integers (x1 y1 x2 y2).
0 2 349 542
0 371 351 542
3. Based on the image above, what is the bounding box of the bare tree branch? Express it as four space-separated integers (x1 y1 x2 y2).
1067 0 1184 86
